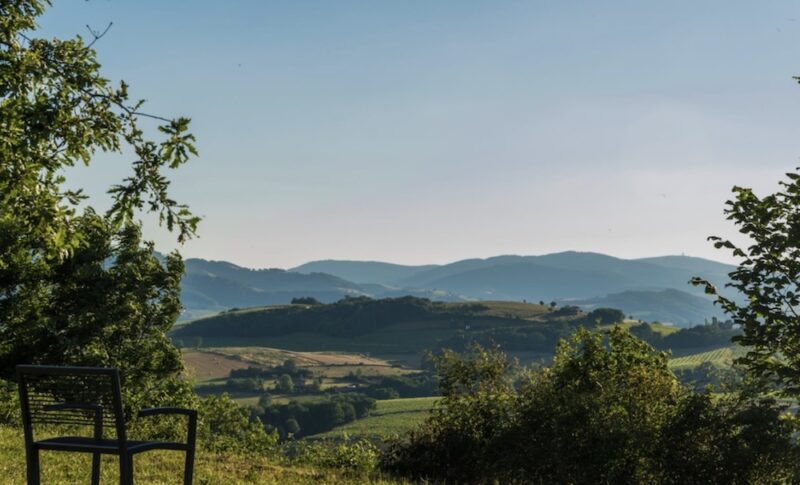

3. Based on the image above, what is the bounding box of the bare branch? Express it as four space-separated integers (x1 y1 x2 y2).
85 22 113 48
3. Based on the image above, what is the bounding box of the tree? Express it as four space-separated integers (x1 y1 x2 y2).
383 328 799 483
692 168 800 395
291 296 322 305
257 393 273 409
0 1 198 394
586 307 625 325
281 358 299 375
276 374 294 393
284 418 300 436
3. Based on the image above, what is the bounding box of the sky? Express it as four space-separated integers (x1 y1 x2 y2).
38 1 800 269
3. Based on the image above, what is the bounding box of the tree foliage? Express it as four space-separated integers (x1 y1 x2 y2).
692 168 800 395
0 1 197 392
383 327 798 484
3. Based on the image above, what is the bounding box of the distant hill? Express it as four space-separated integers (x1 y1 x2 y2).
172 297 588 354
171 297 735 358
290 260 437 285
570 289 726 327
176 252 735 325
180 258 365 320
397 252 732 302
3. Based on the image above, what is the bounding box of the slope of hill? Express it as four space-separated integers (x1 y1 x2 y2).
177 252 734 324
180 258 366 320
174 296 721 358
397 252 730 300
571 289 726 326
290 260 437 285
421 261 637 300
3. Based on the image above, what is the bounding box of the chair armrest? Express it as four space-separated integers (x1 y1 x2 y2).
138 407 197 418
138 407 197 447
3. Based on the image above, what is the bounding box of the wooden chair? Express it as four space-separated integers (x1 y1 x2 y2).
16 365 197 485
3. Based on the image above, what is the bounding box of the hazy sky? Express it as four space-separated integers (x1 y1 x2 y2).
40 1 800 268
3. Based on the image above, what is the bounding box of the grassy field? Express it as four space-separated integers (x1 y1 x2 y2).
669 345 747 369
182 350 255 382
608 320 680 335
0 426 404 485
313 397 437 441
183 347 415 391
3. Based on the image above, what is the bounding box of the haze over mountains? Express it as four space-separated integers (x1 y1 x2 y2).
179 251 732 326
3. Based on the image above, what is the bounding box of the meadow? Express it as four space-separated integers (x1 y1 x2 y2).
0 427 403 485
313 397 437 440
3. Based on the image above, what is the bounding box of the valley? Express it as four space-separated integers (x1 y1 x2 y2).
176 297 741 441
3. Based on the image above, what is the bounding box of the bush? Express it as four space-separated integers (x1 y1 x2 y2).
194 394 279 454
382 328 800 484
0 379 20 426
368 387 400 400
291 438 379 475
121 379 277 454
256 394 376 438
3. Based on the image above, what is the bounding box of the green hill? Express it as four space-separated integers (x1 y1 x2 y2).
572 288 726 326
172 297 730 363
180 258 367 320
178 252 735 325
172 297 578 354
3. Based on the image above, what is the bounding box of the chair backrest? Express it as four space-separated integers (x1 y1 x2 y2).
16 365 126 443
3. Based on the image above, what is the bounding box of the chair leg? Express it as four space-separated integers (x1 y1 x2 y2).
25 447 40 485
184 447 195 485
91 451 101 485
120 452 134 485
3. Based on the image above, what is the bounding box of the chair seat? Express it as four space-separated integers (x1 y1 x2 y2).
35 436 189 454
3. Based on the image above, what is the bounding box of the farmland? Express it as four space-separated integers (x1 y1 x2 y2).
668 345 747 369
313 397 437 440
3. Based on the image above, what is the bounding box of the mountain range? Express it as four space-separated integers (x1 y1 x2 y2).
179 251 733 326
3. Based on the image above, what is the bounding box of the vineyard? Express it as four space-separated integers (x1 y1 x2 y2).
668 346 747 369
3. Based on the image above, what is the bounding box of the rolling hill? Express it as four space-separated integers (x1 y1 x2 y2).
396 252 732 300
289 260 437 285
180 258 366 320
179 252 736 325
570 288 726 326
171 297 736 362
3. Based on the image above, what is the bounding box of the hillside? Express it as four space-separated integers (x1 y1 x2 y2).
172 297 573 354
571 288 726 326
179 252 735 324
172 297 730 362
290 260 437 285
397 252 732 301
180 258 366 320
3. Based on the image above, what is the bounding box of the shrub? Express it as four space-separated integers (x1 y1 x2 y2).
382 328 800 483
194 394 278 454
0 379 20 426
291 438 379 475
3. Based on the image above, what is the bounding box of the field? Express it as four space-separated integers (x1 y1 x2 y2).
183 347 414 387
313 397 437 440
609 320 680 335
182 347 422 406
0 426 404 485
182 350 254 381
669 346 747 369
